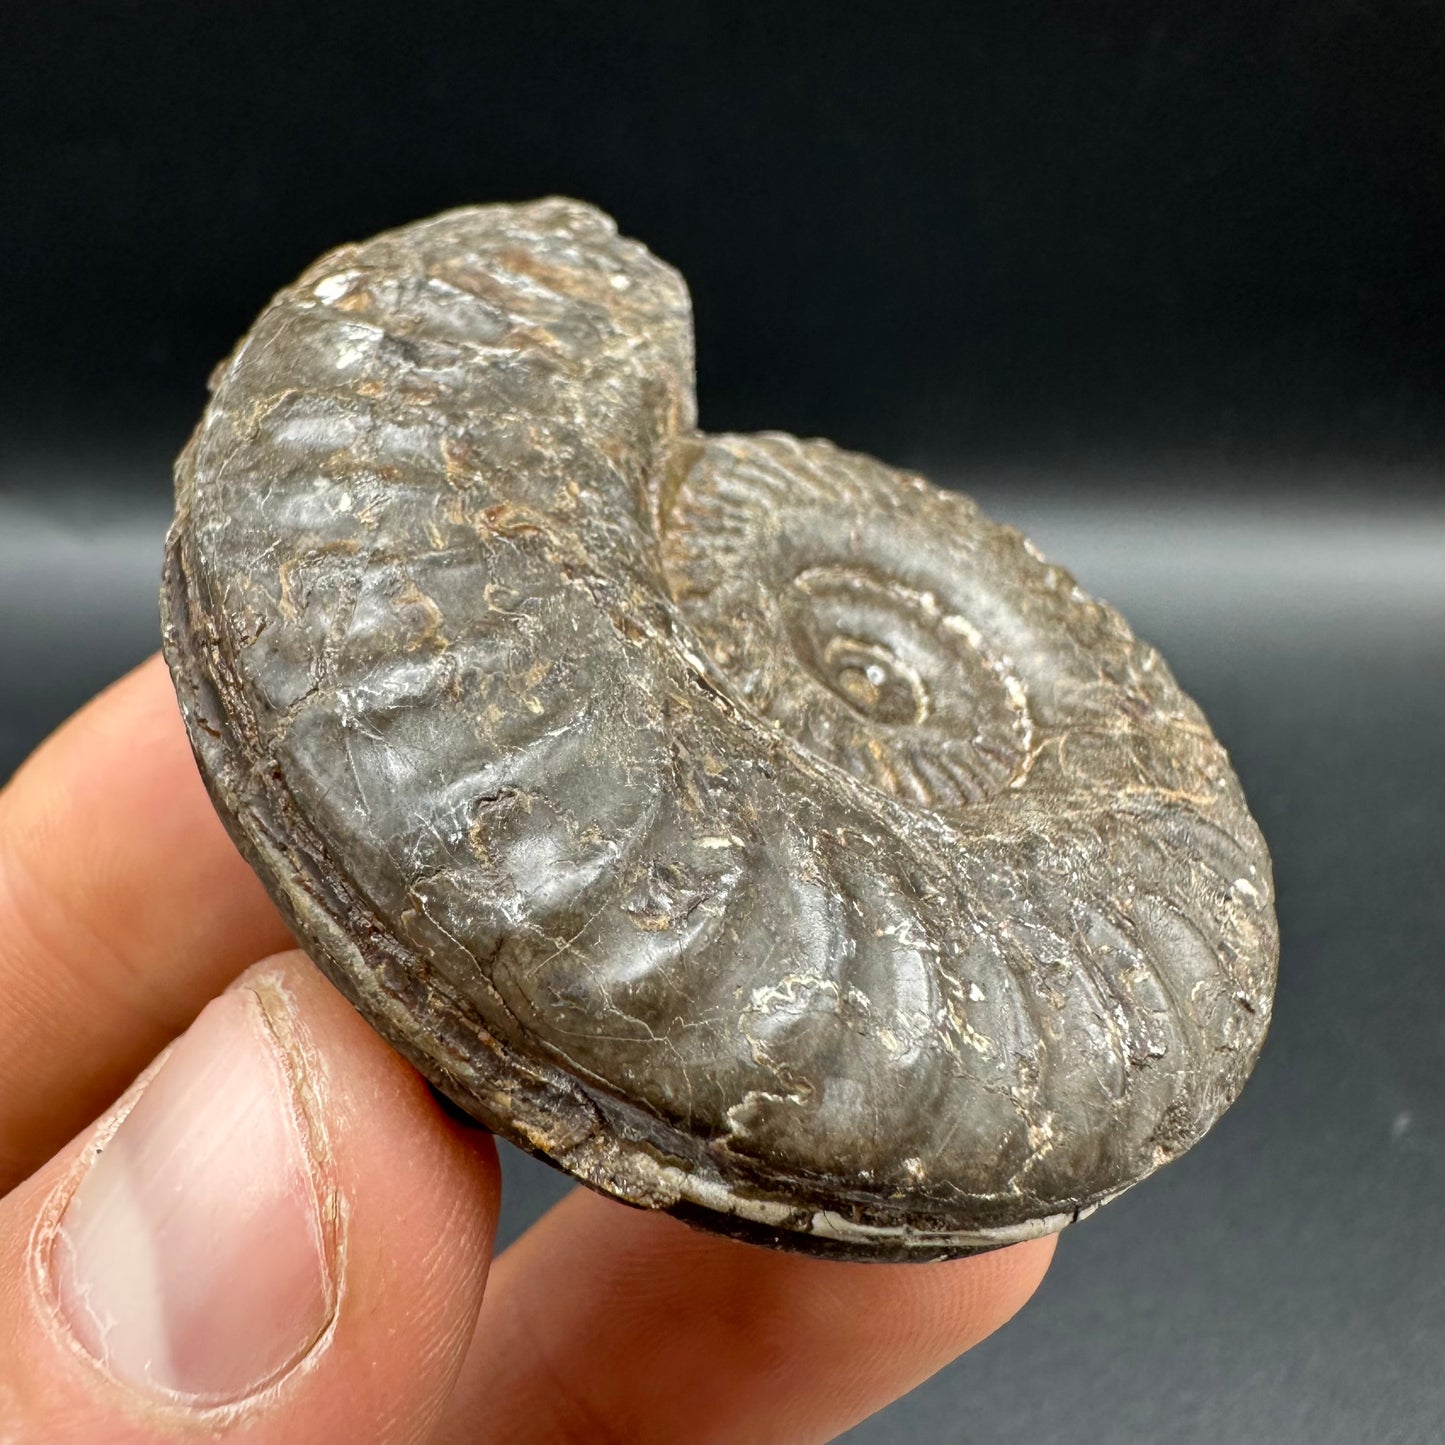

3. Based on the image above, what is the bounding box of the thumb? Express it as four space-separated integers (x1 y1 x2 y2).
0 951 499 1444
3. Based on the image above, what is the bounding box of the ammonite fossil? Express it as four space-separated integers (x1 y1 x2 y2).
162 199 1278 1260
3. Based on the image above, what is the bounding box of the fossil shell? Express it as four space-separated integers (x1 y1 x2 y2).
161 199 1278 1260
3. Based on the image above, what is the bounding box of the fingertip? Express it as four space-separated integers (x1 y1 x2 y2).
439 1188 1057 1445
909 1230 1057 1348
0 950 500 1444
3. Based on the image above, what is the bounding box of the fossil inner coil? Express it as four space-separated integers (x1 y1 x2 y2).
661 433 1034 811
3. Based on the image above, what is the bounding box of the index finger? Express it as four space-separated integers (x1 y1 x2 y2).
0 655 293 1189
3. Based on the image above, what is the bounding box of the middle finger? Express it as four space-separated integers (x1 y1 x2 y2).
435 1188 1055 1445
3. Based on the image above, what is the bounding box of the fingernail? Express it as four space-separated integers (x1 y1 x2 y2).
49 988 334 1403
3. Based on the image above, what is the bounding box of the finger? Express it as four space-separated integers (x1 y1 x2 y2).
437 1188 1054 1445
0 654 293 1188
0 950 499 1444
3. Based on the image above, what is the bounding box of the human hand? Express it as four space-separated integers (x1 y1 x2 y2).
0 656 1053 1444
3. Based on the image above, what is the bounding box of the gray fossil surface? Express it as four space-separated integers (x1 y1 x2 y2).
162 199 1278 1260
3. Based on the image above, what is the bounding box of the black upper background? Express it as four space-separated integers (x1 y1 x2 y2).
2 0 1443 478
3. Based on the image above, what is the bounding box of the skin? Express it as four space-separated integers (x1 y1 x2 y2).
0 655 1053 1444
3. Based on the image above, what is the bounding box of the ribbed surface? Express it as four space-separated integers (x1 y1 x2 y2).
167 200 1278 1250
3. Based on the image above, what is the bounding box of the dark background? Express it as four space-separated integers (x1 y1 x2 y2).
2 3 1441 1442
